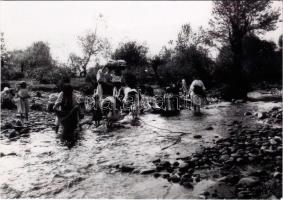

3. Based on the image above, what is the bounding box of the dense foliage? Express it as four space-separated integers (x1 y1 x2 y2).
209 0 280 99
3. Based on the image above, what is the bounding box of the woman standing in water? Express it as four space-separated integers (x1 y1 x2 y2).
189 76 207 114
111 68 124 110
15 81 30 121
181 79 189 96
53 84 80 134
96 65 113 101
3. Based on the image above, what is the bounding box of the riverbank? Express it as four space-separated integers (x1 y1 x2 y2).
135 106 282 199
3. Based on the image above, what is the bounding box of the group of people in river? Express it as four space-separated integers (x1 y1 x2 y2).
1 60 207 134
1 81 31 121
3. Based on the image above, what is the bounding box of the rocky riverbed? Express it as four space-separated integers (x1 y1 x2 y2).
0 91 282 198
113 104 282 199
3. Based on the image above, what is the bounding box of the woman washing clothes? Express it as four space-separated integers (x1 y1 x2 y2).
189 75 207 114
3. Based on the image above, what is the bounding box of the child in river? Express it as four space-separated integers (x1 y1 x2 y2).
92 93 103 127
15 81 30 121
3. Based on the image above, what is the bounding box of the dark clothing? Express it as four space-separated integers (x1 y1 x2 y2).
92 105 103 121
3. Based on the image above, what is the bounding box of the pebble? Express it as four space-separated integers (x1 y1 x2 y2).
181 174 193 183
237 176 259 187
121 165 135 173
140 169 156 175
273 172 282 179
158 161 171 169
170 175 180 183
244 112 252 116
205 126 214 130
220 154 229 161
162 173 170 179
178 163 190 173
273 136 281 143
257 112 267 119
173 161 179 167
182 181 193 188
193 135 202 139
8 130 18 138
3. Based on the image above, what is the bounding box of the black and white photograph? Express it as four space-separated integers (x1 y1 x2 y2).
0 1 282 199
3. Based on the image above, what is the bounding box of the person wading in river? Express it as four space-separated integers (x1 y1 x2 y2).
53 84 80 134
189 76 207 114
96 65 113 102
91 93 103 127
52 80 70 133
111 68 124 111
180 79 191 110
14 81 31 121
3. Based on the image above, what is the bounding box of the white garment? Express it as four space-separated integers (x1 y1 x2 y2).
123 87 138 103
189 80 206 93
189 79 206 107
96 69 106 83
111 74 122 82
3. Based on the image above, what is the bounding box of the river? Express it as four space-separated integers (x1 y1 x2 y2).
0 100 281 198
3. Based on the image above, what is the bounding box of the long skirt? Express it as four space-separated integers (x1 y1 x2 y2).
97 84 103 101
15 98 29 115
55 106 79 138
190 92 206 107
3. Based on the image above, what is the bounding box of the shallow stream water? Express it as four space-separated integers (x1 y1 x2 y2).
0 100 281 198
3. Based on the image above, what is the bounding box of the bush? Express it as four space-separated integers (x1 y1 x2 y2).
28 66 72 84
30 84 57 92
1 66 24 81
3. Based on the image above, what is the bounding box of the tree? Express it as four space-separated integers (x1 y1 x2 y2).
0 32 10 68
9 50 27 73
112 41 148 68
1 32 12 80
150 55 165 80
209 0 280 99
112 41 149 83
176 24 211 53
25 41 53 70
215 34 282 90
67 14 111 77
278 34 282 51
1 33 25 80
68 53 83 76
76 31 110 77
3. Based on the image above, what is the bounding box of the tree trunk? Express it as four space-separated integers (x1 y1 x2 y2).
80 55 91 77
20 63 24 73
227 33 249 100
153 68 161 84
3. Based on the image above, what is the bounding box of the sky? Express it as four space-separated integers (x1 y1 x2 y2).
1 1 282 64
